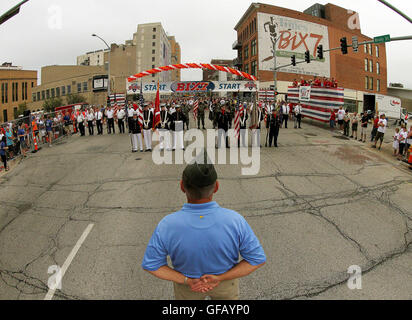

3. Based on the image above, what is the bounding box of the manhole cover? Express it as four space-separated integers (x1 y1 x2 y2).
333 135 350 140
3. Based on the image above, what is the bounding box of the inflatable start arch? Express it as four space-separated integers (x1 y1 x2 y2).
128 63 257 82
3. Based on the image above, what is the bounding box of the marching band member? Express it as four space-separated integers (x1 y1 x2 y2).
87 107 95 136
158 104 171 151
170 105 186 151
95 107 103 135
130 111 144 153
142 103 154 152
105 105 115 134
116 105 126 134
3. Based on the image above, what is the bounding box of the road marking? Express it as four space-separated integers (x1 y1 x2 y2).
44 223 94 300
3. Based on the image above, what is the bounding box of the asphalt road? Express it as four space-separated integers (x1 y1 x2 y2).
0 118 411 300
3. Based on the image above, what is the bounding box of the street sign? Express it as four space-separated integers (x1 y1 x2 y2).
374 34 391 44
352 36 359 53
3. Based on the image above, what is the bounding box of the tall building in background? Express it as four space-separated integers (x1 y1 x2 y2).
133 22 173 83
168 36 181 81
0 63 37 122
77 49 109 66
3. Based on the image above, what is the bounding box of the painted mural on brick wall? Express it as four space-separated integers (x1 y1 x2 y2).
257 13 331 78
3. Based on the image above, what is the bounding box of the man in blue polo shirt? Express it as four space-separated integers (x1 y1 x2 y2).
142 153 266 300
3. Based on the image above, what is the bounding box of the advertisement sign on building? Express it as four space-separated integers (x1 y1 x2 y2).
257 13 331 78
299 86 311 101
126 80 260 95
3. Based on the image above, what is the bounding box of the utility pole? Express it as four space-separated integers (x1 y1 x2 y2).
92 34 111 101
0 0 29 26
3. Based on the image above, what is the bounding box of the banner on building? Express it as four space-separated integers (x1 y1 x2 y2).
126 80 260 95
257 13 331 78
299 86 311 101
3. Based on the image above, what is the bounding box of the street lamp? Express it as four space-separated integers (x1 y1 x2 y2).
92 34 111 99
0 0 29 26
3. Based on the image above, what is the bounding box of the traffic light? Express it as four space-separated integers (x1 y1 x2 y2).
305 50 311 63
340 37 348 54
291 55 296 67
317 45 324 60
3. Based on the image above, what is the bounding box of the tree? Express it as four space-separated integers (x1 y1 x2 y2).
66 93 86 105
43 97 63 113
17 102 27 117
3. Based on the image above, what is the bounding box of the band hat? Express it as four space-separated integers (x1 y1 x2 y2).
182 151 217 188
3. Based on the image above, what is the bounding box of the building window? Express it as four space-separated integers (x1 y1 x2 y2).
51 88 55 98
364 44 368 54
251 60 257 76
376 46 379 58
31 82 34 88
14 107 18 119
1 83 5 103
41 90 45 100
32 93 36 102
22 82 25 100
46 89 50 99
152 49 155 54
153 35 156 39
12 83 15 102
365 58 368 71
56 87 60 97
153 28 156 32
67 85 71 94
377 79 380 92
251 39 257 56
376 62 380 74
77 83 82 93
152 42 156 47
83 82 88 92
365 77 368 90
62 86 66 96
369 77 373 90
368 43 372 55
369 60 373 73
37 92 40 101
152 57 155 62
244 45 249 59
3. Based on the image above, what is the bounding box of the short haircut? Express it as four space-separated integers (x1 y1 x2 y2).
182 178 216 200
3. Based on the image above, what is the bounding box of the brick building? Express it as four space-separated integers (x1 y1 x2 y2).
234 3 388 112
0 63 37 122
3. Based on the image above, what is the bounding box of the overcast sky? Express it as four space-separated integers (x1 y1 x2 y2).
1 0 411 88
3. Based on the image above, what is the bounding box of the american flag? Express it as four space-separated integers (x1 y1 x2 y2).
138 81 144 127
109 93 126 107
153 80 161 130
234 103 244 140
193 100 199 121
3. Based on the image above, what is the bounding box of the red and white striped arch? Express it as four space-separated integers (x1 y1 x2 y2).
127 63 257 82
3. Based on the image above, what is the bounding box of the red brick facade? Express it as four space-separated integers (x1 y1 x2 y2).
234 3 387 95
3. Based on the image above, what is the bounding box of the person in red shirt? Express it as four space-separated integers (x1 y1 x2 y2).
330 109 336 129
371 114 380 142
293 79 298 88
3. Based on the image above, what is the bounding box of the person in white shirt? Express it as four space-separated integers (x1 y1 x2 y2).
142 104 153 152
127 103 135 133
86 108 95 136
281 102 289 129
393 128 400 156
116 106 126 134
337 106 345 131
373 114 387 150
77 111 86 137
105 106 115 134
293 104 302 129
95 107 103 135
398 126 407 159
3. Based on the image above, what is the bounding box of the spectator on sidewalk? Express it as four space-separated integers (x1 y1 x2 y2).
372 114 387 150
393 128 400 157
45 116 53 147
371 114 379 142
360 112 368 143
17 123 27 158
5 126 14 159
343 110 350 137
337 106 345 132
330 109 336 129
350 112 359 140
0 136 9 172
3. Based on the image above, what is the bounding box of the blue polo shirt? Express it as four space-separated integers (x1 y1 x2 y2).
142 202 266 278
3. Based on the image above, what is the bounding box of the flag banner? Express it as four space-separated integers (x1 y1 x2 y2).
193 100 199 121
109 93 126 107
287 86 344 123
153 81 161 130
